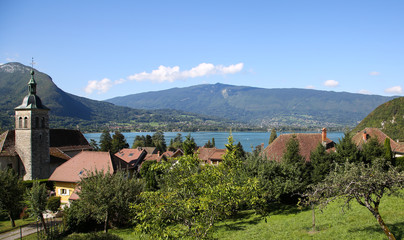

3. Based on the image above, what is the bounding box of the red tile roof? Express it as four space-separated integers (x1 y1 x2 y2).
352 128 404 153
263 133 335 162
197 147 226 164
115 148 146 164
49 151 129 183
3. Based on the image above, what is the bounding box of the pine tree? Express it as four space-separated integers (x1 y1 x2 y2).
183 134 197 155
268 128 277 145
111 131 129 154
384 138 392 163
99 129 112 152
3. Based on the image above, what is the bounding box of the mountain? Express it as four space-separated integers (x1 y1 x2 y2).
0 63 235 132
107 83 397 128
352 97 404 141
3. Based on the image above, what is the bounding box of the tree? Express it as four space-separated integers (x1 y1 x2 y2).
335 132 361 164
77 170 143 233
305 160 404 240
0 169 24 227
204 140 213 148
89 139 100 151
310 143 335 184
384 138 393 163
268 128 277 145
212 137 216 148
168 133 183 151
182 134 197 155
26 181 48 234
361 137 384 164
111 131 129 154
152 131 167 153
99 130 112 152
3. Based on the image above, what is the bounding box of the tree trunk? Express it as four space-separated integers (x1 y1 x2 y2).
39 214 48 235
368 206 395 240
104 211 109 233
8 212 15 228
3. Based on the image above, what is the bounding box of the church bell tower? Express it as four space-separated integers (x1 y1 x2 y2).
15 67 50 180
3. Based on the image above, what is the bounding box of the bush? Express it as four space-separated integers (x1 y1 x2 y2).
47 196 61 212
64 232 123 240
395 156 404 171
22 179 53 190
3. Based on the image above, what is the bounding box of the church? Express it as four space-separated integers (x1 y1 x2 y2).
0 69 92 180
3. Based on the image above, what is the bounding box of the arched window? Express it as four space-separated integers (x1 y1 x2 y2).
23 117 28 128
35 117 39 129
18 117 22 128
41 117 45 128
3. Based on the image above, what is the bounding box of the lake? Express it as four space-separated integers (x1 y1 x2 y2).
84 131 344 152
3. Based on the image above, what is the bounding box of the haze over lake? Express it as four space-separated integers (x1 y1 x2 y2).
84 131 344 152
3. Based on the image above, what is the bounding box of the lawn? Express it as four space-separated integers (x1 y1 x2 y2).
0 217 35 234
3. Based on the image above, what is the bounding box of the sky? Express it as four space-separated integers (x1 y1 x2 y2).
1 0 403 100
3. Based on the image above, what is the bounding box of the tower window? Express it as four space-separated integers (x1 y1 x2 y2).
18 117 22 128
35 117 39 129
24 117 28 128
41 117 45 128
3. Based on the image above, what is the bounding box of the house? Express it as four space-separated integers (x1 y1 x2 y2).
263 128 335 162
48 151 129 205
0 69 92 180
352 128 404 158
197 147 226 165
115 148 147 169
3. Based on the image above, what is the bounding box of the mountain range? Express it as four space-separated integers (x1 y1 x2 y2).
0 63 232 132
107 83 396 128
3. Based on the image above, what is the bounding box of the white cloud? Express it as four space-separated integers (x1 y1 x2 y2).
128 62 244 83
85 78 113 94
84 62 244 94
369 71 380 76
384 86 403 94
358 89 372 95
323 80 339 87
305 85 315 89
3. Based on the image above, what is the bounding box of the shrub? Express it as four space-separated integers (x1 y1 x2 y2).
47 196 61 212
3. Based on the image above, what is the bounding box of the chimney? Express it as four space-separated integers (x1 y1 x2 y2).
363 131 367 141
321 128 327 142
157 151 160 156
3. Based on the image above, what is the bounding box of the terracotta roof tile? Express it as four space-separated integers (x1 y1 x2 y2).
115 148 147 166
49 151 129 183
263 133 335 162
352 128 404 153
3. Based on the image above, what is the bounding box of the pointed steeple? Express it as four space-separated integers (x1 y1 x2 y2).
28 70 37 95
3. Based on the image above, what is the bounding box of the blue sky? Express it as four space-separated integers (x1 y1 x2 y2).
1 0 403 100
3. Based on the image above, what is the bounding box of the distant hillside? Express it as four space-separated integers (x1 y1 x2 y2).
0 63 236 132
352 97 404 141
107 83 396 128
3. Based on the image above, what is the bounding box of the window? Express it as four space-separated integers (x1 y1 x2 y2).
18 117 22 128
23 117 28 128
35 117 39 128
59 188 69 196
41 117 45 128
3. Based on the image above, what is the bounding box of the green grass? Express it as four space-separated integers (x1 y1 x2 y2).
213 194 404 240
0 217 35 234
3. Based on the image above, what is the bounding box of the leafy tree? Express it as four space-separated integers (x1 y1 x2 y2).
46 196 61 212
168 133 183 151
111 131 129 154
310 143 335 184
182 134 197 155
268 128 277 145
0 169 24 227
25 181 48 234
361 137 384 164
384 138 393 163
89 139 100 151
335 132 361 164
99 130 112 152
139 160 160 191
152 131 167 153
305 160 404 240
77 170 143 233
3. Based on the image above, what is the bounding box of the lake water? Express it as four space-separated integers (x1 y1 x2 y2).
84 131 344 152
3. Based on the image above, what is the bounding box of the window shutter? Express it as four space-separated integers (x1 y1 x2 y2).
58 189 61 195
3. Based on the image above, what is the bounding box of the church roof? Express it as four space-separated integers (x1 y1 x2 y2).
15 70 48 110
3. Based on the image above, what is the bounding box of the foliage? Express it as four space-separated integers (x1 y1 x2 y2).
152 131 167 153
25 181 48 234
268 128 277 145
0 169 24 227
64 232 123 240
75 170 143 233
168 133 183 151
204 137 216 148
182 134 197 155
384 138 393 163
46 196 61 212
139 160 160 191
132 135 153 148
89 139 100 151
99 130 112 152
335 132 361 164
310 143 336 184
305 160 404 239
111 131 129 153
361 137 384 164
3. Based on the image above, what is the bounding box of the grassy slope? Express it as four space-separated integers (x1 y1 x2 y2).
352 97 404 141
108 192 404 240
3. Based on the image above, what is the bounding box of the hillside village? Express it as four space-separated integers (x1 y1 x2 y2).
1 69 404 239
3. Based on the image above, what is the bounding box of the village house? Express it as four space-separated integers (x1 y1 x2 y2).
115 148 147 169
263 128 335 162
0 70 92 180
48 151 130 206
351 128 404 158
197 147 226 165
